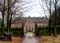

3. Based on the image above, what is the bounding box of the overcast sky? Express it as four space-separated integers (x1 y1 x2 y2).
0 0 48 19
0 0 59 18
15 0 49 17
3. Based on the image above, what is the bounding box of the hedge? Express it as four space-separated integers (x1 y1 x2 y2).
0 28 24 36
35 27 49 36
36 26 60 36
0 27 60 36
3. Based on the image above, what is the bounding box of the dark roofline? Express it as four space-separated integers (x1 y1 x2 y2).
12 17 48 24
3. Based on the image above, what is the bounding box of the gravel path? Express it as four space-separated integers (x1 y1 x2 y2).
22 32 39 43
22 37 39 43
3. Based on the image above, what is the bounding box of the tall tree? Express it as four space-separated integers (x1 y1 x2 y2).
40 0 59 36
0 0 17 34
53 0 58 37
40 0 52 36
51 6 60 35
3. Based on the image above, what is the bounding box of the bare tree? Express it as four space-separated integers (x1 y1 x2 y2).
39 0 52 36
39 0 59 36
0 0 17 26
53 0 58 37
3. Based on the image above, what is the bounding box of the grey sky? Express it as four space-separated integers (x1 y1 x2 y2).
0 0 60 18
15 0 49 17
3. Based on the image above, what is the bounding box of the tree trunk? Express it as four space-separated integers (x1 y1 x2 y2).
1 0 5 34
48 0 52 36
1 11 4 34
7 0 11 41
53 0 57 37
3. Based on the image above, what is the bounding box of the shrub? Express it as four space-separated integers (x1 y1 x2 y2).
0 28 24 36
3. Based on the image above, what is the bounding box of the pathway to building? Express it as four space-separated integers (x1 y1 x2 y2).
22 32 39 43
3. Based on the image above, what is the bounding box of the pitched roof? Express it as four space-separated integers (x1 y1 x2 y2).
11 17 48 24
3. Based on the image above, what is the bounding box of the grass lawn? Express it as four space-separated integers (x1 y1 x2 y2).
39 35 60 43
0 41 10 43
